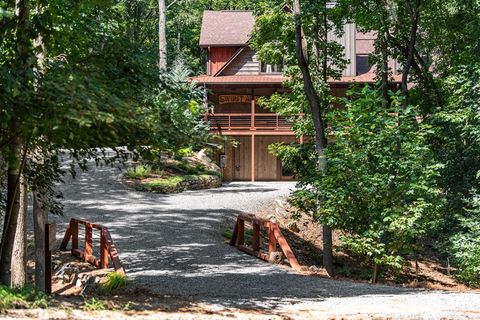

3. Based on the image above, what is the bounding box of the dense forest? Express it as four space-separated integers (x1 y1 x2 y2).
1 0 480 293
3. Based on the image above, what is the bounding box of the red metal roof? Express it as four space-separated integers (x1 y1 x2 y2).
191 75 287 84
190 73 401 85
199 11 255 47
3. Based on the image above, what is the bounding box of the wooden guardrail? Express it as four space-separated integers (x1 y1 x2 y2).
60 218 125 275
229 214 302 271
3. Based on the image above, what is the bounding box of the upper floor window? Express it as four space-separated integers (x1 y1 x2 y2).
261 62 285 74
356 55 371 75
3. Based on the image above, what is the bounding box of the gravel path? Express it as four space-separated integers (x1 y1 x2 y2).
52 164 480 319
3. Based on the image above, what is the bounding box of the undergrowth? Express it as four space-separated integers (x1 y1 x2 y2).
0 285 48 312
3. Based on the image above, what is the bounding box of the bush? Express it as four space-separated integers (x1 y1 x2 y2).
174 147 193 160
318 88 443 271
449 192 480 287
125 165 152 179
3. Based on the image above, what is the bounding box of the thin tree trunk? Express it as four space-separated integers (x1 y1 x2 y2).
401 0 421 108
0 133 23 286
158 0 167 71
32 0 48 292
293 0 333 276
379 29 389 106
11 174 27 287
33 193 47 292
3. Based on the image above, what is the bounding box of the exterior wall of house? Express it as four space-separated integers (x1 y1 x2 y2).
222 47 261 75
328 23 357 76
209 47 238 75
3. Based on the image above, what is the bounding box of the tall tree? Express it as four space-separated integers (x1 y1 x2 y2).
159 0 167 71
292 0 333 276
0 0 31 287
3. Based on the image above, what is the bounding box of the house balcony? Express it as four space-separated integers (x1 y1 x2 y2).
206 113 296 134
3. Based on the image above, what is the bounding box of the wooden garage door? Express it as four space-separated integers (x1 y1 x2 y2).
255 136 297 181
255 136 279 181
233 136 252 181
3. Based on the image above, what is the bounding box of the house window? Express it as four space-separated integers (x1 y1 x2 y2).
261 62 285 73
356 55 371 75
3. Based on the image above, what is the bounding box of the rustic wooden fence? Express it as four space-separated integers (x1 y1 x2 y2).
60 218 125 275
229 214 302 271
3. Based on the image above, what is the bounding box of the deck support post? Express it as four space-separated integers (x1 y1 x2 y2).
251 134 255 182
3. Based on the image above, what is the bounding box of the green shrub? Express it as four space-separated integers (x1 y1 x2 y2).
0 285 48 312
103 272 128 292
125 165 152 179
174 147 192 160
449 193 480 287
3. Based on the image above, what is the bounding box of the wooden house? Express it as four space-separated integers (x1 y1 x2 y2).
191 10 400 182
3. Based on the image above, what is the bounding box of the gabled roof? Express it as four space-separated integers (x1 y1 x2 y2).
199 11 255 47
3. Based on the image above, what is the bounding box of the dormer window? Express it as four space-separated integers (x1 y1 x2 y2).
261 62 285 74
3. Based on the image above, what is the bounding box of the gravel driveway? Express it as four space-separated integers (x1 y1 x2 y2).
52 164 480 319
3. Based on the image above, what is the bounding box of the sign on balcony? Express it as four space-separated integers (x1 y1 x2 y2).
219 95 252 105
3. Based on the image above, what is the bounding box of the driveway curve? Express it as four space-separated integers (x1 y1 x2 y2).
53 164 480 319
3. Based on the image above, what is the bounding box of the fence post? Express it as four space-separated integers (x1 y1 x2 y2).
100 229 109 269
85 223 92 261
268 223 276 254
237 218 245 246
71 220 78 253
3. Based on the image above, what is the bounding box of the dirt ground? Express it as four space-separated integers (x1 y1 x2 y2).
255 200 475 292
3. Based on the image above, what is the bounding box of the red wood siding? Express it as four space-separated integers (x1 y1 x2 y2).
210 47 237 75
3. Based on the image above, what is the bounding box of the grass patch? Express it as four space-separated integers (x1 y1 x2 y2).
126 165 152 179
102 272 128 292
81 297 107 311
0 285 49 312
141 176 183 191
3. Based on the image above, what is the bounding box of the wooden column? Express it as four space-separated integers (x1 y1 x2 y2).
250 97 255 130
251 134 255 182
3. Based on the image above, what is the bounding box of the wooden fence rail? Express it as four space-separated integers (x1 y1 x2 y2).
60 218 125 275
229 214 302 271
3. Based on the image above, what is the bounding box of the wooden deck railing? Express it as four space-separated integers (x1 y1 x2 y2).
207 113 294 131
229 214 302 271
60 218 125 275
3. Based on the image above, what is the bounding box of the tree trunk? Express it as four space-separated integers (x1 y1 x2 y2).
11 174 27 287
0 0 30 287
33 192 48 292
379 28 389 106
0 134 24 286
33 193 48 292
293 0 333 276
401 0 421 108
158 0 167 71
